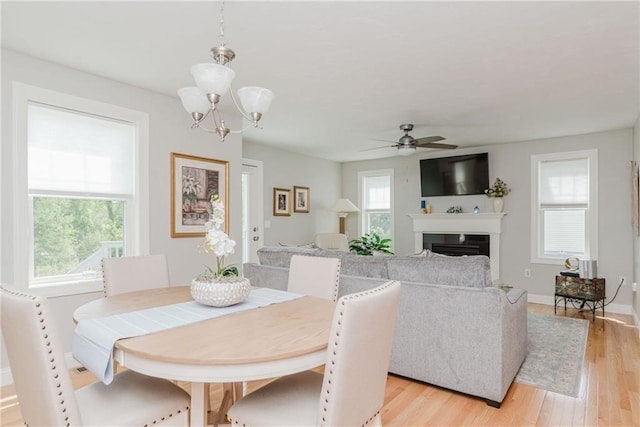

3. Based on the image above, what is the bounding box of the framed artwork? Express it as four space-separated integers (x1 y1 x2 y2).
293 186 310 213
273 188 291 216
171 152 229 237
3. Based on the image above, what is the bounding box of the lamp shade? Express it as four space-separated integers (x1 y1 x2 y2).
237 86 275 114
330 198 360 213
191 63 236 97
177 87 211 115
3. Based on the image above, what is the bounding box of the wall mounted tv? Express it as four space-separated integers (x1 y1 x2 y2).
420 153 489 197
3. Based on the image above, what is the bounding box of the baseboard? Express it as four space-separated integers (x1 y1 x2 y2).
1 352 81 387
527 293 632 315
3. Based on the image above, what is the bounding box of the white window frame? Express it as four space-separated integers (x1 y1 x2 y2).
12 83 149 297
357 168 394 245
530 149 598 265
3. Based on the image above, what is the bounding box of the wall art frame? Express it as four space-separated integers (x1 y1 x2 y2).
293 186 310 213
171 152 228 237
273 187 291 216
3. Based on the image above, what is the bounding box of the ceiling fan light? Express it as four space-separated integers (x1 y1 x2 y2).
397 146 416 156
237 86 275 115
191 63 236 98
177 87 210 115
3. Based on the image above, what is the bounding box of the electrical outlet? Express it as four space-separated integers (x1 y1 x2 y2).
524 268 531 278
633 282 638 292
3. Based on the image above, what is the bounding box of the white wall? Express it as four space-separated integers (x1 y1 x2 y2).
243 141 341 246
633 115 640 329
342 129 635 311
1 49 244 381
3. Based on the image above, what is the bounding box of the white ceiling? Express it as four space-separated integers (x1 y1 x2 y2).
2 1 638 162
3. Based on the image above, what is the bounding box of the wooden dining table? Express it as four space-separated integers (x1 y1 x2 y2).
73 286 335 427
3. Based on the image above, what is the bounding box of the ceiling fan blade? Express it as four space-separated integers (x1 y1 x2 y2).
415 142 458 149
371 138 399 144
414 136 446 144
360 145 397 152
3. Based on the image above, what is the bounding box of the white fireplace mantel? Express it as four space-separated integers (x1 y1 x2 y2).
408 213 505 281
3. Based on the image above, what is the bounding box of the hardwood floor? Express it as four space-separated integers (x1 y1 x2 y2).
1 303 638 426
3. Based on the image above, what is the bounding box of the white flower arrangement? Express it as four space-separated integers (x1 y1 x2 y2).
203 195 237 277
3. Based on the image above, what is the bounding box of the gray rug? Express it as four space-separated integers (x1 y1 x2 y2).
514 313 589 397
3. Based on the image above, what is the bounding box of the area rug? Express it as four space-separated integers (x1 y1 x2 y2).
514 313 589 397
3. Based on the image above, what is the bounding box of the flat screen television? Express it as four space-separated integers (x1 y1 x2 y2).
420 153 489 197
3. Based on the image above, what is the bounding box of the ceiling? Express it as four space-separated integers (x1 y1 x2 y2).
2 1 638 162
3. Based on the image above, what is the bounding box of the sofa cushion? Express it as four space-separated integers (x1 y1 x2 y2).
315 250 389 279
386 255 491 288
257 246 321 268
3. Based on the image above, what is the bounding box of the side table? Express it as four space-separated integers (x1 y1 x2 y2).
554 275 605 321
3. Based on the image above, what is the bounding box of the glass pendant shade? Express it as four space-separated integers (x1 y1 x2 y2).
178 87 211 114
397 146 416 156
191 63 236 97
237 86 275 114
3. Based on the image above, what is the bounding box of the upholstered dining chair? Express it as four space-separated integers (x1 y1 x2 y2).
0 285 190 426
287 255 341 301
102 254 170 296
314 233 349 252
227 280 401 427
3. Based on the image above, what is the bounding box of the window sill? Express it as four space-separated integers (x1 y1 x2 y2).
29 278 103 298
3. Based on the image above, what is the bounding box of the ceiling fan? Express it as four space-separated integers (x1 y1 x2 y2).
369 124 457 156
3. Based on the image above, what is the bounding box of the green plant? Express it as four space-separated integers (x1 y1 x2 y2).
349 233 393 256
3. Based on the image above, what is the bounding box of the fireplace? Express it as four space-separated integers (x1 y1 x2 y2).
408 213 505 281
424 234 490 257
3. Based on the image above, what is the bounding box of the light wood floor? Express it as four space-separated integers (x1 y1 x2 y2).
1 303 638 426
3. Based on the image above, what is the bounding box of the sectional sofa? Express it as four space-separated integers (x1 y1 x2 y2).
243 245 528 407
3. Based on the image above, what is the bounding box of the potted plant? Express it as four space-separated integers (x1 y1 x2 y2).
349 232 394 256
484 178 511 213
191 195 249 306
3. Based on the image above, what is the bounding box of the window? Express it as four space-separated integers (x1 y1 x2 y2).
531 150 598 264
13 83 149 296
358 169 394 244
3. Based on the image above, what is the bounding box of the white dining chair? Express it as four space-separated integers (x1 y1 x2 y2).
0 285 190 426
287 255 341 301
227 280 401 427
314 233 349 252
102 254 170 296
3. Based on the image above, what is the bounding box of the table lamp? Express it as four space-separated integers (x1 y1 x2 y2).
330 198 360 234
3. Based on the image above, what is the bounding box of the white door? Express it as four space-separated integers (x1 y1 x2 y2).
242 160 264 263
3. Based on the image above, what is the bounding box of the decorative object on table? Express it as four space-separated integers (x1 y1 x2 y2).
192 194 250 307
330 198 360 234
177 0 274 142
473 206 480 214
348 232 393 256
293 186 310 213
273 187 291 216
171 152 228 237
484 178 510 213
446 206 463 214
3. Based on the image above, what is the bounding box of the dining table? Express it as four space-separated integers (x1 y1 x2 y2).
73 286 335 427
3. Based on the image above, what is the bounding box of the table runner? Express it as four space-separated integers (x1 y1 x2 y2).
72 287 302 384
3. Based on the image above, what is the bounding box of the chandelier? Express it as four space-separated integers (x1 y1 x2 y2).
178 0 274 141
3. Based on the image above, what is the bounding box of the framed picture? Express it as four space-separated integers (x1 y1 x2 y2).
171 152 229 237
273 188 291 216
293 186 310 213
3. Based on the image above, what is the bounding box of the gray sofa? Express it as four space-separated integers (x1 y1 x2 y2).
243 246 528 407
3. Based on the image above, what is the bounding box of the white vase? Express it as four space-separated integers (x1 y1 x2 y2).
191 274 251 307
493 197 504 213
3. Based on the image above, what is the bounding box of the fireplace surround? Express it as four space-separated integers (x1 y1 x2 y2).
408 213 505 280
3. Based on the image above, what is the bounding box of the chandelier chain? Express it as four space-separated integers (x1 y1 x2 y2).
218 0 226 45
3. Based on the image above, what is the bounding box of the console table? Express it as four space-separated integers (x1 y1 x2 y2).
554 275 605 321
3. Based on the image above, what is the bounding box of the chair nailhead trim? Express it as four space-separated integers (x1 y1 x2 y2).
0 286 77 426
318 280 396 427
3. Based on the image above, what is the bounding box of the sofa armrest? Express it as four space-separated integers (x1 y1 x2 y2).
242 263 289 291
